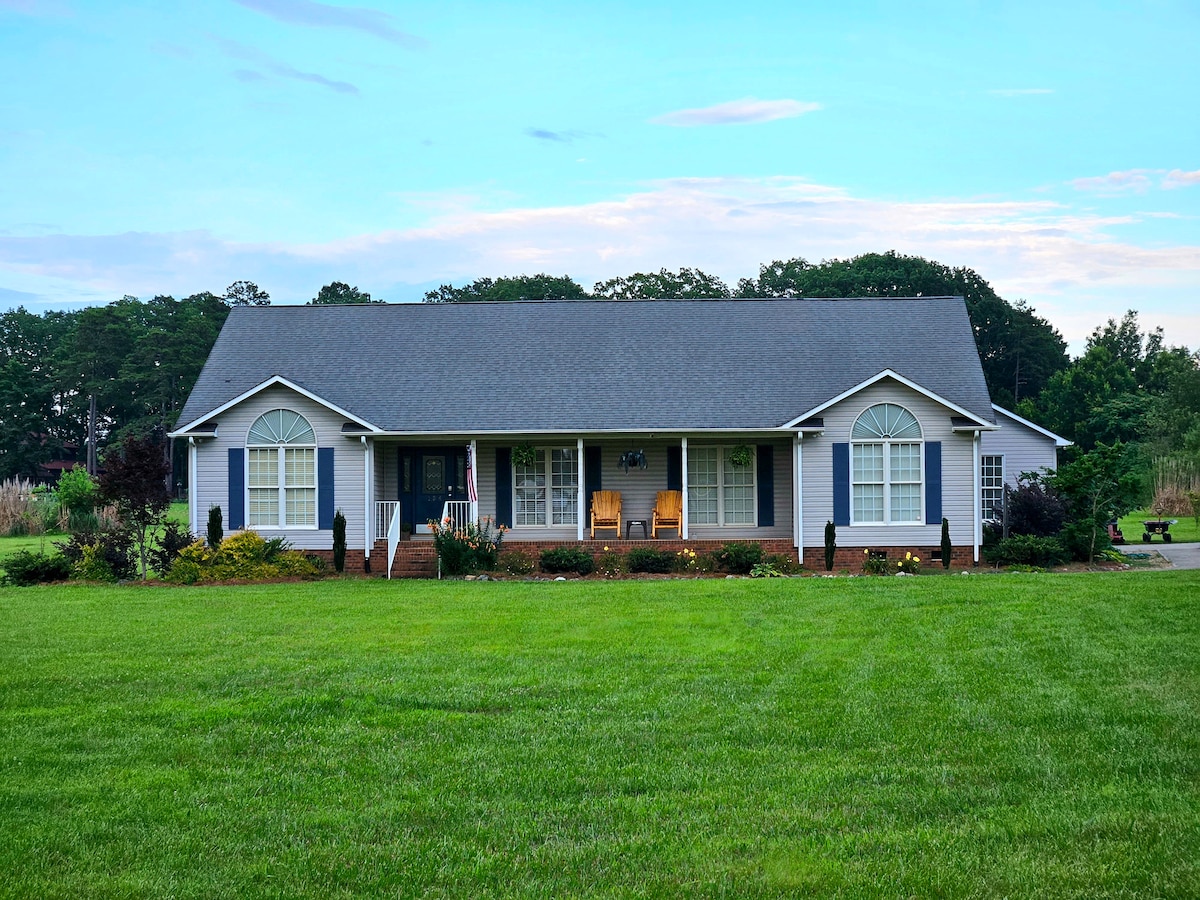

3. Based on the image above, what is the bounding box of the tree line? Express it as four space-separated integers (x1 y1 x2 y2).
2 254 1197 510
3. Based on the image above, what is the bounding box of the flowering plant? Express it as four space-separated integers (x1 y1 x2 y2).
429 515 507 576
896 551 921 575
862 548 891 576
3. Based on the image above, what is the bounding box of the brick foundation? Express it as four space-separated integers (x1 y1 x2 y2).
801 544 975 572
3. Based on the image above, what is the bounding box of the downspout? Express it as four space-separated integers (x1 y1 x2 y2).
973 431 981 565
680 437 689 541
188 437 198 535
794 433 803 557
469 438 479 526
362 436 371 568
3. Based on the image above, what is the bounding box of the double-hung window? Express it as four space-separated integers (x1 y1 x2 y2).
247 409 317 528
981 455 1004 521
687 446 756 525
514 447 578 526
851 404 922 524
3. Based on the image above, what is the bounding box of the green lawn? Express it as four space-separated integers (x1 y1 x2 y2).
1118 507 1200 543
2 574 1197 898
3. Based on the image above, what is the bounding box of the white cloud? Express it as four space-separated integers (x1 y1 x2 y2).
2 177 1199 347
1162 168 1200 189
1069 169 1158 193
651 98 821 127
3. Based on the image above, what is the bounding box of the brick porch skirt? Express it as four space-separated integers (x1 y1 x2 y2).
344 538 975 579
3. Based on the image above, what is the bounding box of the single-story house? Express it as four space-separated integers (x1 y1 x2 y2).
170 297 1061 575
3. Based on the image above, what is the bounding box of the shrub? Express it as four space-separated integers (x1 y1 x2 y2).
149 521 196 576
896 551 921 575
627 547 673 574
165 531 321 583
672 547 701 574
207 504 223 549
0 478 35 536
1006 478 1067 537
941 517 952 569
764 553 803 574
332 510 347 573
595 550 625 578
75 544 116 582
862 550 891 576
716 542 763 575
430 516 506 576
2 550 73 586
539 546 594 575
984 534 1069 568
57 528 136 581
499 550 537 576
749 562 785 578
56 467 97 518
824 520 836 571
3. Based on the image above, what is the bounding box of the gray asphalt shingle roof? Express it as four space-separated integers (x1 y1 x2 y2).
176 297 994 433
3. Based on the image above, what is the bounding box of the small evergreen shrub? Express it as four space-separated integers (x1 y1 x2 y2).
332 509 347 573
984 534 1069 568
539 546 594 575
824 521 836 571
75 544 117 582
627 547 673 574
716 542 763 575
941 517 952 569
2 550 73 585
207 505 223 549
166 531 321 583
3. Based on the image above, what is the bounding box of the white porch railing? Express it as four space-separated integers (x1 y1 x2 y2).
439 500 473 531
385 503 401 581
375 501 399 543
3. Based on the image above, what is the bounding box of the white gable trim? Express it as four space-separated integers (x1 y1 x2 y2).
782 369 996 429
991 403 1072 447
170 376 382 437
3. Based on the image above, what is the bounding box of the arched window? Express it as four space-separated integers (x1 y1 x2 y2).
247 409 316 527
851 403 922 524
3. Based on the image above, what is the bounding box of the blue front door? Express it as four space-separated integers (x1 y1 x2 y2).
401 447 467 530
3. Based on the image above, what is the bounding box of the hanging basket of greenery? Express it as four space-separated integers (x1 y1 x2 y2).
618 449 648 473
729 444 753 467
512 443 536 469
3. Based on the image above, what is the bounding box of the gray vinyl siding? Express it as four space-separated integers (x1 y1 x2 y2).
980 411 1060 488
192 384 366 550
473 437 793 542
800 380 977 550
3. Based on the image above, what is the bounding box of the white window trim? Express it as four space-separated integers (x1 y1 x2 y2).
511 445 580 528
246 409 318 530
850 404 924 526
686 445 758 527
981 453 1005 523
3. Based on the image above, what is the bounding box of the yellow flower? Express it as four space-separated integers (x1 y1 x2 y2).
905 552 912 560
913 556 920 563
604 546 609 551
864 548 869 555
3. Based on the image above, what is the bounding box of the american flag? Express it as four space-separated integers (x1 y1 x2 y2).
466 445 478 503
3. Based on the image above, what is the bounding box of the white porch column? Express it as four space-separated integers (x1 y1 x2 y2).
469 439 479 525
576 437 585 541
793 433 803 554
680 437 689 541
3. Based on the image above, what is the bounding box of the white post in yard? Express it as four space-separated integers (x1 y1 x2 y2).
680 437 689 541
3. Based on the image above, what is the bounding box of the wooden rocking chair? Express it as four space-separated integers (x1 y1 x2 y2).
651 490 683 539
590 490 622 539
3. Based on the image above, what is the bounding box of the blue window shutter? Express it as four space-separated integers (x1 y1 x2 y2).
666 446 682 492
925 441 942 524
584 446 603 516
318 448 335 530
756 444 774 527
833 443 850 527
496 447 512 528
228 448 245 530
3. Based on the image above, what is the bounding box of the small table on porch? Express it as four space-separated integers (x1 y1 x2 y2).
625 519 648 539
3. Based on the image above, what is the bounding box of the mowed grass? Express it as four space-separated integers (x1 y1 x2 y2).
1 574 1197 898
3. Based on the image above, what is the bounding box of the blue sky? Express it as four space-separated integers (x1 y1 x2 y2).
1 0 1198 350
